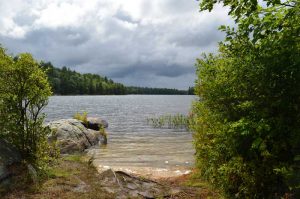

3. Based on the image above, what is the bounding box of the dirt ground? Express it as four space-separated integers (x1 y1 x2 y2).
2 155 220 199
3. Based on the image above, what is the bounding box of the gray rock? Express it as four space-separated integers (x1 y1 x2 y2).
98 133 108 145
47 119 103 154
72 176 89 193
27 164 38 184
85 117 108 130
0 139 21 188
98 169 172 198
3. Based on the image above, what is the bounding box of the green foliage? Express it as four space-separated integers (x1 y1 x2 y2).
0 48 56 170
127 86 188 95
199 0 296 21
192 1 300 198
99 126 107 137
73 111 88 125
63 154 84 163
41 62 190 95
147 114 191 130
40 62 127 95
187 87 195 95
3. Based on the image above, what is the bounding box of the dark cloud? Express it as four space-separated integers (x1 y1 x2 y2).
25 28 90 47
107 61 195 78
170 24 224 47
0 0 231 89
1 27 93 67
156 64 195 77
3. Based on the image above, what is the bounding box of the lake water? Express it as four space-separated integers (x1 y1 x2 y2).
44 95 195 178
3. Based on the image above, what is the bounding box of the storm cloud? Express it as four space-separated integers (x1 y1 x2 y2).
0 0 232 89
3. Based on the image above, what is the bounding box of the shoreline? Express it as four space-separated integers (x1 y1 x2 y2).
94 164 192 180
2 154 219 199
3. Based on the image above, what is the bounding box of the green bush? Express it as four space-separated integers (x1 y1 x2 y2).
192 1 300 198
0 47 55 170
73 111 88 125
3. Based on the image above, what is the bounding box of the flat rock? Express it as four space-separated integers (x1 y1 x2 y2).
98 169 173 199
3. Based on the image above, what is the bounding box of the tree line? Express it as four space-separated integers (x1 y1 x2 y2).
41 62 194 95
126 86 189 95
41 62 126 95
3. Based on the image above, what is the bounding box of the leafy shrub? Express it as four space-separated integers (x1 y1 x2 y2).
0 48 56 170
192 1 300 198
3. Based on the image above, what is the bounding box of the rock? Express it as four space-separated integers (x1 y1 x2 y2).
98 133 107 145
47 119 104 154
72 176 89 193
85 117 108 130
0 139 21 188
98 169 173 199
27 164 38 184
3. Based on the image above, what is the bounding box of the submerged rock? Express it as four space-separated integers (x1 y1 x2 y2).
47 119 104 154
85 117 108 130
98 133 108 145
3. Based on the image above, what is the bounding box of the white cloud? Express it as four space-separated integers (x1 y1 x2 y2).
34 3 84 28
0 0 232 89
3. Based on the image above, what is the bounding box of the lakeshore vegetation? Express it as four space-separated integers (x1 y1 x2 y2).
0 49 56 171
41 61 191 95
191 0 300 198
147 114 191 130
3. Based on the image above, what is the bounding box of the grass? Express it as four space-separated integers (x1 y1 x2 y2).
74 112 108 144
184 171 223 199
147 113 191 130
158 170 222 199
2 154 220 199
99 126 107 139
46 166 75 178
2 155 115 199
62 154 83 162
73 112 88 125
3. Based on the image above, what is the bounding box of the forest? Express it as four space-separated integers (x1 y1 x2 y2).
41 62 191 95
41 62 126 95
126 86 188 95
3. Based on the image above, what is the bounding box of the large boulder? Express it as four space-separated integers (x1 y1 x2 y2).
47 119 103 154
0 139 21 188
85 117 108 130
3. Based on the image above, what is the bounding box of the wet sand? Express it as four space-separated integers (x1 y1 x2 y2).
87 132 194 179
95 165 192 180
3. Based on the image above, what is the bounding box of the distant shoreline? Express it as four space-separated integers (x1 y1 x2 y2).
50 94 196 96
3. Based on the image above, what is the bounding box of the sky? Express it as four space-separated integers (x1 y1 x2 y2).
0 0 232 89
